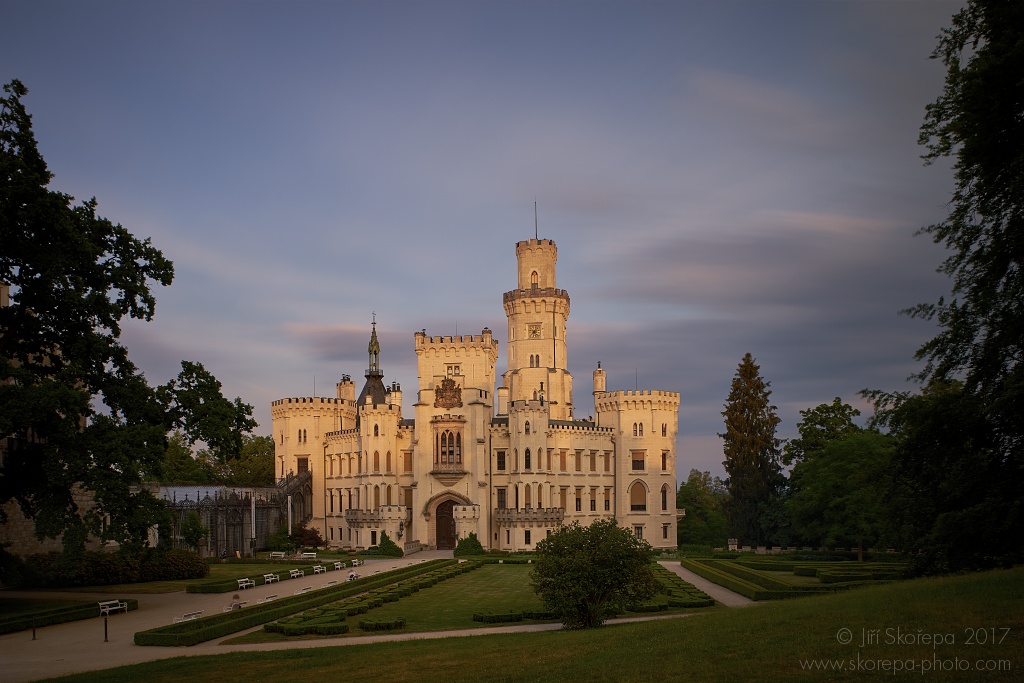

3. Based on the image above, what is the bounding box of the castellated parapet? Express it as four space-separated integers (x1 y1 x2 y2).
269 239 681 554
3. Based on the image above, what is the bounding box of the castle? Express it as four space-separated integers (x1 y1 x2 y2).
271 239 680 551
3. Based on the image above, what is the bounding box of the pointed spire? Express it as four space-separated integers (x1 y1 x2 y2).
368 313 380 373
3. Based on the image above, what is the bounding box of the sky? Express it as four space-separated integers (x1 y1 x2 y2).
4 0 963 481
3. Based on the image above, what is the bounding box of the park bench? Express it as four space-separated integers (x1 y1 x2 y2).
334 561 346 570
237 578 255 590
325 580 337 586
313 564 325 574
294 586 312 595
269 551 286 560
263 573 280 584
222 601 247 612
300 551 317 560
98 600 128 616
174 611 203 623
350 559 362 567
257 594 278 604
289 568 304 579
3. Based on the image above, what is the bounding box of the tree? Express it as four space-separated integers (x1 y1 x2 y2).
868 381 1009 572
226 434 275 487
0 80 253 553
869 0 1024 572
179 510 209 552
676 469 729 548
786 431 894 560
531 519 657 629
719 353 784 546
782 397 861 467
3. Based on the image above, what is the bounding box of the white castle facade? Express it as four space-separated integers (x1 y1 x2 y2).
271 239 680 551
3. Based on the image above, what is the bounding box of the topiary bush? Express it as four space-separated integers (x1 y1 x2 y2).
453 532 485 556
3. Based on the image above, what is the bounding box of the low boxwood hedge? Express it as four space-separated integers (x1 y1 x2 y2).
136 559 452 646
472 611 523 624
358 617 406 631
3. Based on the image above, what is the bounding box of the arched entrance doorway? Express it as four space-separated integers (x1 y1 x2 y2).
435 500 457 550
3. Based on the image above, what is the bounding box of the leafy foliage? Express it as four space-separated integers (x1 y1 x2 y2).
719 353 784 546
531 519 656 629
782 397 860 467
453 531 485 556
860 0 1024 573
676 469 729 547
293 521 323 550
0 80 254 553
179 510 208 552
786 430 894 559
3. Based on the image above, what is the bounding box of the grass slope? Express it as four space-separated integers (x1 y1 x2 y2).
43 566 1023 682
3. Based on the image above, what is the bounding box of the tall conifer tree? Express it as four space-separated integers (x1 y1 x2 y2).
720 353 783 546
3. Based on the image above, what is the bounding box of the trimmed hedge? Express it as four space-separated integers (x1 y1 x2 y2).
472 611 523 624
136 559 453 646
0 599 139 635
358 616 406 631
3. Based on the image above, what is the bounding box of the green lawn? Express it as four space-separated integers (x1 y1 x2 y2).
40 565 1024 682
226 562 717 644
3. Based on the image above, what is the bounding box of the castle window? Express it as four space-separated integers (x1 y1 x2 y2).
531 271 538 288
446 364 461 376
386 451 392 472
575 494 582 512
404 452 412 472
638 423 644 436
496 450 506 471
662 451 668 471
373 451 380 472
662 423 667 437
631 451 646 471
524 484 532 508
436 430 462 465
524 448 531 470
525 529 531 545
661 485 669 511
632 423 638 437
525 421 531 435
630 482 647 511
297 456 308 474
497 488 507 509
374 485 380 508
387 485 393 506
374 424 379 436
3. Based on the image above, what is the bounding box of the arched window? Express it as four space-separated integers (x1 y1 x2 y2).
374 485 380 508
386 485 393 506
303 429 307 443
662 423 667 437
386 451 392 472
531 270 539 288
632 423 638 436
661 485 669 511
374 424 379 436
524 483 532 508
524 448 531 470
373 451 380 472
630 482 647 512
638 423 644 436
525 420 531 435
455 432 462 463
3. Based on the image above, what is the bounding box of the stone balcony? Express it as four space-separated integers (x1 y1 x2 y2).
493 507 564 526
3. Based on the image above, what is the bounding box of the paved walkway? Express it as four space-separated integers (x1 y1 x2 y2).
1 555 752 682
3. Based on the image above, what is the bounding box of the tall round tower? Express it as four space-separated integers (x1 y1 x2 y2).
502 239 574 420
